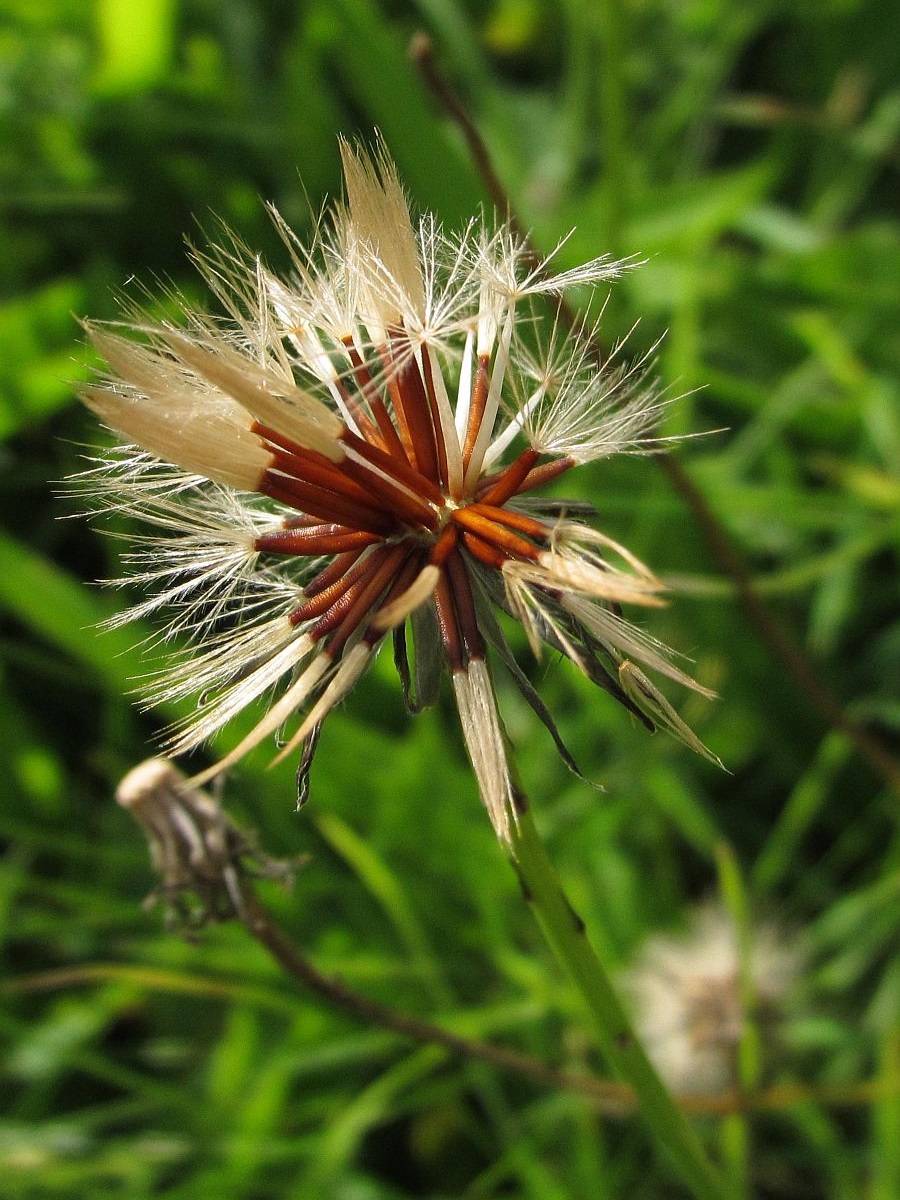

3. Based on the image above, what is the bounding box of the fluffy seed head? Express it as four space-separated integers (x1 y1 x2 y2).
73 138 718 842
624 905 802 1094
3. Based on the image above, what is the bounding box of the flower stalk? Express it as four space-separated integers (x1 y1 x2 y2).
508 796 727 1200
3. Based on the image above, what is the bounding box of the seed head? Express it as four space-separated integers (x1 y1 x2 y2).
624 904 802 1094
76 138 718 843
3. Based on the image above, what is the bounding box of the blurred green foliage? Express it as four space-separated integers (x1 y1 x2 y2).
1 0 898 1196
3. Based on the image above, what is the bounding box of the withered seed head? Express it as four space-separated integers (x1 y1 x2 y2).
77 139 719 843
117 759 297 929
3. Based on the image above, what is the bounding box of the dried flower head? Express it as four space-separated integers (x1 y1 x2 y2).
117 757 297 928
623 905 802 1095
77 138 717 843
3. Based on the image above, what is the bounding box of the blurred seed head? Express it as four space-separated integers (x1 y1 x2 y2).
623 903 802 1095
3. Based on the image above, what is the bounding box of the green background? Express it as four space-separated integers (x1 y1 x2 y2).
1 0 898 1195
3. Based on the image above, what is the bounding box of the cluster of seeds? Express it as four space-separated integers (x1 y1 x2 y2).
77 140 715 841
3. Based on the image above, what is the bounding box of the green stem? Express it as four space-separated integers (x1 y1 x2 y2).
508 799 727 1200
715 842 760 1199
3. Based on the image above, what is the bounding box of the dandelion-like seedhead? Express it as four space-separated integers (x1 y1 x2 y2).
624 905 802 1095
76 138 717 843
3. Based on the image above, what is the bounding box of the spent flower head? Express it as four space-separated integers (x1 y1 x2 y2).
116 758 297 929
75 138 717 843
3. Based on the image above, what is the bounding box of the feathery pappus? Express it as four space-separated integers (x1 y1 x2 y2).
624 905 801 1095
75 138 718 843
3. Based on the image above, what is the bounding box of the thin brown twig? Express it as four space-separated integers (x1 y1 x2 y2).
409 33 522 236
236 883 634 1113
7 953 896 1118
410 32 900 798
107 757 629 1115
